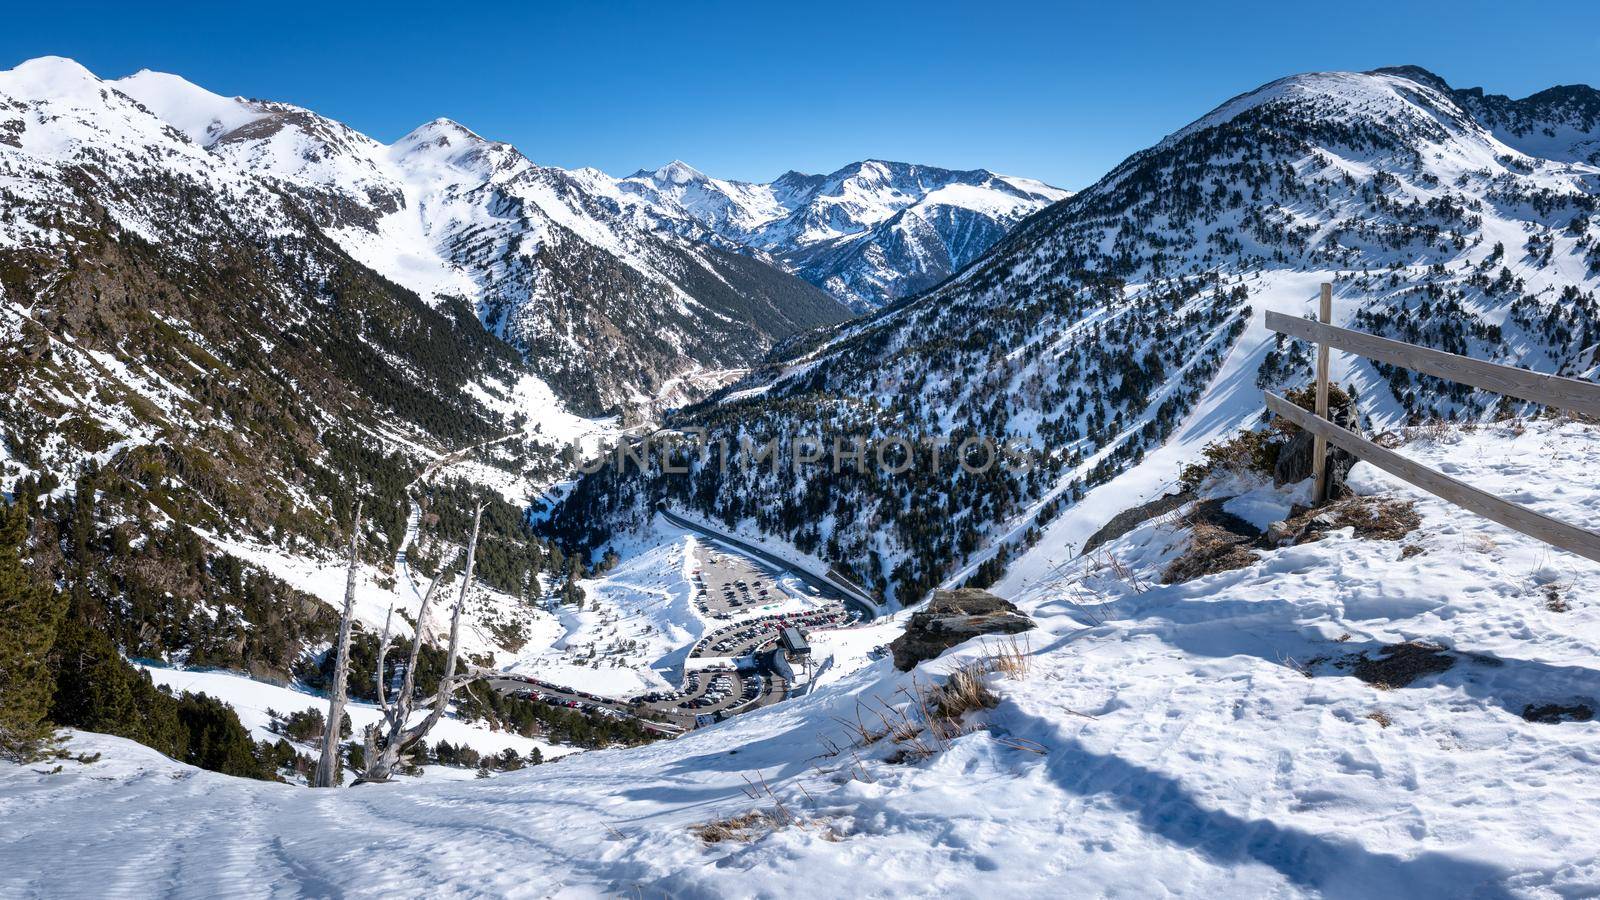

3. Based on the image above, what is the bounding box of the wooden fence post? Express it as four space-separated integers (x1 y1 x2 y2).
1262 307 1600 564
1312 282 1332 503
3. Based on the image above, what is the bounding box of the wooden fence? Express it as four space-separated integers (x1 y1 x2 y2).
1263 284 1600 565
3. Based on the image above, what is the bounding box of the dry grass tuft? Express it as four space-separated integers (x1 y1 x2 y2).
692 810 781 844
986 634 1032 680
823 638 1038 770
1087 548 1150 593
1416 420 1452 442
1348 641 1455 689
1282 495 1421 544
1331 497 1420 541
1365 710 1392 729
691 771 844 844
931 663 999 721
1163 520 1257 584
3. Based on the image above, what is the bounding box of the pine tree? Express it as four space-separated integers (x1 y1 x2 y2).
0 501 68 761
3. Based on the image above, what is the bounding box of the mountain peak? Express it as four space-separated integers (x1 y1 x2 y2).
1365 64 1455 94
650 160 706 184
404 117 486 144
392 117 497 164
114 69 261 145
1 56 102 97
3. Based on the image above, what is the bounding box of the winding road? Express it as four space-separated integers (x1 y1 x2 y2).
655 503 879 620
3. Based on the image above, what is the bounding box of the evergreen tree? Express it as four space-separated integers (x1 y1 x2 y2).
0 501 68 761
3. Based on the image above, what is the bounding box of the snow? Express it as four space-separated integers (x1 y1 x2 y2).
137 664 574 766
503 525 703 698
10 422 1600 895
113 69 265 145
1223 479 1312 531
0 55 103 100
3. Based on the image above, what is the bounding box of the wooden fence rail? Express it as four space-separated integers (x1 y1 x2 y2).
1264 284 1600 565
1264 310 1600 418
1264 391 1600 564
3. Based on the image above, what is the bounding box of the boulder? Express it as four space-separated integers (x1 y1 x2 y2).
891 589 1036 671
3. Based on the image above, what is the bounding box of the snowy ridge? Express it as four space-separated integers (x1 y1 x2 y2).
105 63 849 415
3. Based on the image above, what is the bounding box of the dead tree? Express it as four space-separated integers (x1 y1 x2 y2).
315 501 362 788
360 501 487 783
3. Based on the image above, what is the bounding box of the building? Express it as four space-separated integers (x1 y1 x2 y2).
779 626 810 658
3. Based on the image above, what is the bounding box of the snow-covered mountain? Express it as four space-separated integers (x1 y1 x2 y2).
0 52 602 654
554 65 1600 606
111 68 850 416
11 55 1600 897
616 159 1072 311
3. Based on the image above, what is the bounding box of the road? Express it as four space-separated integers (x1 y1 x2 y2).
656 504 879 620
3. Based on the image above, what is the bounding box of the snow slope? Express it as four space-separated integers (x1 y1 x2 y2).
504 525 704 697
138 665 575 768
10 419 1600 896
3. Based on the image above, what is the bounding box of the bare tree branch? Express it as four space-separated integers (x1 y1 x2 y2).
359 501 486 783
315 500 361 788
374 605 394 714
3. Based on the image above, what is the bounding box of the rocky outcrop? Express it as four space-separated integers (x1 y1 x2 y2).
1274 388 1361 495
1081 489 1193 556
891 589 1035 671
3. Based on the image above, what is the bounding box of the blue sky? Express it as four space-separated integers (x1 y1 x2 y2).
6 0 1598 189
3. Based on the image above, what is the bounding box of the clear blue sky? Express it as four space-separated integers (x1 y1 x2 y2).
6 0 1597 189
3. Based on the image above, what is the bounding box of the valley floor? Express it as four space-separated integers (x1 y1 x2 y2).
7 419 1600 897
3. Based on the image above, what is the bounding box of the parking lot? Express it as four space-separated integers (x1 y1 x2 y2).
688 544 800 621
692 605 851 658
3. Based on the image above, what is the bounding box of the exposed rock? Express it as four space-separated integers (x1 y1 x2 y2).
1522 702 1595 724
1081 489 1192 556
1266 520 1299 545
891 589 1035 671
1274 388 1361 494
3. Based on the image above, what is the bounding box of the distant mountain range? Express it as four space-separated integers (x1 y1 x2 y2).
0 59 1069 415
110 69 850 416
616 159 1071 311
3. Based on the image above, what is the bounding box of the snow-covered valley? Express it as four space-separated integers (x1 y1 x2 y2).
10 418 1600 896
